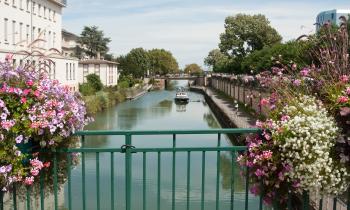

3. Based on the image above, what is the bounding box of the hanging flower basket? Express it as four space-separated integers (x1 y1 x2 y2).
0 56 90 191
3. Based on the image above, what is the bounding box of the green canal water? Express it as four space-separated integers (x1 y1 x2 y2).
64 80 259 210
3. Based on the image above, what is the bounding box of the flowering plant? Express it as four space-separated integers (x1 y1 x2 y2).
238 21 350 206
0 57 90 191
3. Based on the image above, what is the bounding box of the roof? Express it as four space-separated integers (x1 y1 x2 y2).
79 59 119 65
62 29 79 39
317 9 350 16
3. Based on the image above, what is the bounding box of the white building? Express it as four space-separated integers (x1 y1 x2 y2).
0 0 79 91
316 9 350 31
62 29 79 58
79 59 119 86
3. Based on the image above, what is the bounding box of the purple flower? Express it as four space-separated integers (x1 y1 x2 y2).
0 134 3 141
15 150 21 156
49 140 55 145
0 166 6 173
0 113 7 120
15 135 23 144
6 164 12 172
300 68 310 77
0 100 4 108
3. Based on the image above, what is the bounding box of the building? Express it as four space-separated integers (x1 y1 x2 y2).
316 9 350 31
0 0 79 91
79 59 119 86
62 29 79 58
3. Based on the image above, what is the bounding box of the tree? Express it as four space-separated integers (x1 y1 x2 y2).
117 48 150 78
86 74 103 92
219 14 282 58
184 63 203 76
78 26 111 58
204 49 231 72
149 49 179 75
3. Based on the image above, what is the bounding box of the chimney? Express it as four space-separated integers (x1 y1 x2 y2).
97 52 101 60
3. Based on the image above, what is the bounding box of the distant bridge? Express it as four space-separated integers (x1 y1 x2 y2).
156 76 202 80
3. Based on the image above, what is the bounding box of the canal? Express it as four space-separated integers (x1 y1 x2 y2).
64 80 259 210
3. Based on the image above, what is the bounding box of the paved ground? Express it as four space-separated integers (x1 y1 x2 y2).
192 86 256 128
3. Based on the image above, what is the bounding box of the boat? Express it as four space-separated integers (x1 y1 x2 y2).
174 87 189 103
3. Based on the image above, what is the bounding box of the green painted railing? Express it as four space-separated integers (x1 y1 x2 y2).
1 128 349 210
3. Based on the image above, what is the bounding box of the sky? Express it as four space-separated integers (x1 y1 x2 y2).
62 0 350 69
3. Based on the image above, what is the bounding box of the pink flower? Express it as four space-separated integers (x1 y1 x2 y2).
24 176 34 185
43 162 51 168
300 68 310 77
15 135 23 144
340 75 349 83
31 168 40 176
30 158 44 170
346 87 350 95
293 79 301 86
5 54 13 62
281 115 290 122
26 80 34 86
250 185 260 195
254 169 265 177
20 97 27 104
260 98 269 106
337 96 349 103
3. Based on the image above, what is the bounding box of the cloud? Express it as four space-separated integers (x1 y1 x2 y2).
62 0 350 68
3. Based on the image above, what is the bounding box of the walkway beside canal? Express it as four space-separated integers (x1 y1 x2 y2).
190 86 256 128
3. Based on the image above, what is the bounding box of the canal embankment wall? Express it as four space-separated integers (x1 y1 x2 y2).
189 86 256 129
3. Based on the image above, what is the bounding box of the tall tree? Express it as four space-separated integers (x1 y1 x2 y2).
149 49 179 75
219 14 282 58
184 63 203 75
117 48 150 78
204 49 231 72
79 26 111 58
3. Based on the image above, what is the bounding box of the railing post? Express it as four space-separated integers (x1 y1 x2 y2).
302 191 310 210
0 190 3 210
125 133 132 210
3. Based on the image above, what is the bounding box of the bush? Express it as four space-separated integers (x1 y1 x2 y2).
79 83 96 96
241 41 312 74
86 74 103 92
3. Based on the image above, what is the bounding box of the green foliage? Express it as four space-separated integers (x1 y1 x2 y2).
184 63 203 75
79 83 96 96
118 74 137 88
148 49 179 75
241 40 313 73
86 74 103 92
78 26 111 58
219 14 282 58
117 48 150 78
117 48 179 78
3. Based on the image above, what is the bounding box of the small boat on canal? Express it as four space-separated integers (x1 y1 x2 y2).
174 87 189 104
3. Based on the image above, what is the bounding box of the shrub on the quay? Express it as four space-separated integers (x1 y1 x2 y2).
0 55 90 192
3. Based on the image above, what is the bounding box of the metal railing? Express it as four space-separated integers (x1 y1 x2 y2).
0 128 349 210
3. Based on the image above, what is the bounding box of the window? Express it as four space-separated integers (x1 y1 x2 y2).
26 24 29 44
69 63 72 80
53 32 56 47
94 64 100 75
66 63 69 80
12 21 16 45
19 23 23 45
32 2 36 15
19 0 23 10
48 31 51 48
331 13 335 20
12 0 16 7
73 64 75 80
32 26 35 40
4 19 8 43
38 4 41 17
109 65 114 84
26 0 29 12
53 11 56 22
49 9 51 20
83 64 89 82
43 6 46 18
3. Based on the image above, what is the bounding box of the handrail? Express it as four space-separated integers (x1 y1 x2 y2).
74 128 260 136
